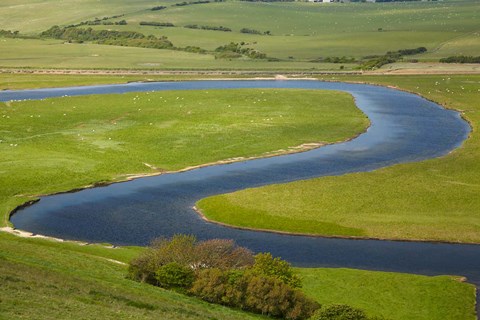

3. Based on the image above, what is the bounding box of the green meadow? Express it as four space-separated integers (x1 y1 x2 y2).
0 0 479 69
0 88 368 227
198 74 480 243
298 268 476 320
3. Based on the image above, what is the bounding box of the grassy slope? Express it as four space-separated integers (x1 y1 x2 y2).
298 268 476 320
0 1 479 69
0 38 344 70
198 75 480 243
120 1 479 60
1 231 474 319
0 88 368 227
0 232 264 320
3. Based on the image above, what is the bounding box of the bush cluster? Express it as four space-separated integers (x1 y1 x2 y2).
128 235 319 319
240 28 271 35
151 6 167 11
311 56 356 63
190 268 318 319
360 46 427 70
184 24 232 32
0 29 20 38
41 26 173 49
67 15 126 28
440 56 480 64
310 304 388 320
173 0 212 6
215 42 268 59
139 21 175 27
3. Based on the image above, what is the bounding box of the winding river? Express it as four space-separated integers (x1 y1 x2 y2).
3 81 480 299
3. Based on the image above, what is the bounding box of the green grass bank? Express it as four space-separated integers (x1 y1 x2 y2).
298 268 476 320
198 74 480 243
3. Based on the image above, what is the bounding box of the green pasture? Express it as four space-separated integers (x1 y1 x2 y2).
0 38 347 70
0 73 243 91
0 88 368 227
198 74 480 243
0 0 479 68
298 268 476 320
1 231 474 319
117 0 479 60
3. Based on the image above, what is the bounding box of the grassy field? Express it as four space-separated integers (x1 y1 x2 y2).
0 73 197 91
0 0 479 69
198 74 480 243
0 88 368 227
0 38 346 71
298 268 476 320
0 231 475 319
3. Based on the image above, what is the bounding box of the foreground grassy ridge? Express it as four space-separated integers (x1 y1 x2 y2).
0 88 368 227
0 231 474 319
0 232 264 320
198 75 480 242
298 268 476 320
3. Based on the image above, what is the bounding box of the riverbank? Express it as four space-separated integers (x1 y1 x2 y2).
198 74 480 243
0 87 368 228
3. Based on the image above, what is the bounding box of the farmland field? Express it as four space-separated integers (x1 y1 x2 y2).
0 0 479 70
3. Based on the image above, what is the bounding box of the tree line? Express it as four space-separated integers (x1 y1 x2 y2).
185 24 232 32
440 56 480 64
139 22 175 27
41 26 173 49
360 47 427 70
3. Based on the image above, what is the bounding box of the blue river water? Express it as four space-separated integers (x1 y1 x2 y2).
3 81 480 295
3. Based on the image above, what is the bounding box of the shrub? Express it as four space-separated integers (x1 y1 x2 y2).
155 262 195 289
310 304 369 320
128 234 196 284
128 235 253 283
190 269 319 319
215 42 268 59
0 30 20 38
195 238 255 269
252 252 302 288
190 268 228 302
240 28 262 35
151 6 167 10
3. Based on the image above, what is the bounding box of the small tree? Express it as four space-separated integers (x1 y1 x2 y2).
155 262 195 289
252 253 302 288
195 239 254 270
